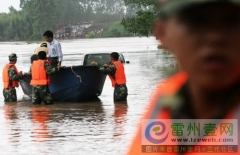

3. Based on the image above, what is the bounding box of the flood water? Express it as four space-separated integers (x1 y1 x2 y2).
0 37 176 155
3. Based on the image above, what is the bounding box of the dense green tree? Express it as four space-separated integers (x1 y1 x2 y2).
20 0 57 40
0 9 26 41
101 21 134 37
0 0 130 41
121 0 160 37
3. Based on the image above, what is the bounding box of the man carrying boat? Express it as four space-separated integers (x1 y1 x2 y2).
127 0 240 154
2 53 24 102
91 52 128 102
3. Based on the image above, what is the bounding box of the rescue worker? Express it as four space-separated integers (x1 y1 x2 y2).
34 42 48 55
2 53 24 102
30 51 61 105
91 52 128 102
128 0 240 154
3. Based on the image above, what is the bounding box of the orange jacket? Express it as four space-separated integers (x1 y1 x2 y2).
2 64 20 89
30 60 50 86
108 61 126 87
127 72 240 155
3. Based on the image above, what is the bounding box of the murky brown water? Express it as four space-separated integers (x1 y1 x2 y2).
0 37 176 155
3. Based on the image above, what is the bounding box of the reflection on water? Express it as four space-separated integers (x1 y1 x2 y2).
31 107 51 142
113 102 128 139
139 52 178 78
4 103 20 144
0 37 177 155
4 103 18 120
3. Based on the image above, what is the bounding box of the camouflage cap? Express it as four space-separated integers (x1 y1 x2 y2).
159 0 240 18
8 53 17 61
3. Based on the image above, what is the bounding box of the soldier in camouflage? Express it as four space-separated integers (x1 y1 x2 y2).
30 51 61 105
2 53 24 102
91 52 128 102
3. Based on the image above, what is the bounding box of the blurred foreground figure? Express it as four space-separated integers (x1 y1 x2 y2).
128 0 240 155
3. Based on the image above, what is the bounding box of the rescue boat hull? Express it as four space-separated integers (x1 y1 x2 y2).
20 65 107 102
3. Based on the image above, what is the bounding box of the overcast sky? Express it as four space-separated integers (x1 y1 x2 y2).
0 0 20 13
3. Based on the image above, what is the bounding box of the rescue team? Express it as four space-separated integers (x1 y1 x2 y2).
2 30 128 104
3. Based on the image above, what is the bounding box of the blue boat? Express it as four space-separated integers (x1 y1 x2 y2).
20 65 107 102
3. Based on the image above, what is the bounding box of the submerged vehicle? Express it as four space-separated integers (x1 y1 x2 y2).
82 52 126 65
20 53 126 102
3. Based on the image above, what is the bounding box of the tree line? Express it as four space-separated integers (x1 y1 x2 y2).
121 0 160 37
0 0 158 41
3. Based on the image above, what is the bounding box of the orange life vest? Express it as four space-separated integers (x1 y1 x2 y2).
2 64 20 89
127 72 240 155
30 60 50 86
108 61 126 87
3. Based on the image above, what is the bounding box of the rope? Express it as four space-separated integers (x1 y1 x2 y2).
71 66 82 83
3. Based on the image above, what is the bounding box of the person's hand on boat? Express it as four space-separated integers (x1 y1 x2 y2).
57 62 61 66
103 64 109 68
90 61 98 66
19 71 26 78
55 65 65 71
22 72 30 77
19 71 25 76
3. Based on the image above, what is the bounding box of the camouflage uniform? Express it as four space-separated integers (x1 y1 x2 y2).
3 53 24 102
99 64 128 102
157 83 238 120
31 62 60 105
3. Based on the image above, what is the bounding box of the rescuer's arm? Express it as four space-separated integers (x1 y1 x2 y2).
99 64 116 75
9 66 24 80
44 62 60 75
